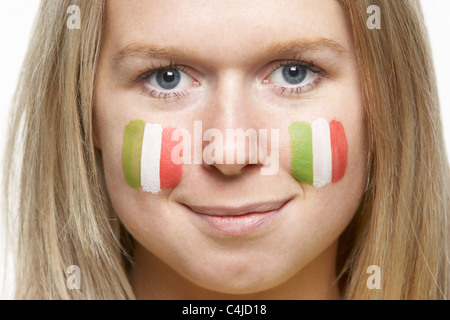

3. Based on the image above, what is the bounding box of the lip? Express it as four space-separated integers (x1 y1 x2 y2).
184 199 292 236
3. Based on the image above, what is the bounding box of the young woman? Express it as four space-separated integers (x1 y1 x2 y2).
3 0 449 299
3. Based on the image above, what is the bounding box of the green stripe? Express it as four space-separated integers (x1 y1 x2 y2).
289 122 313 185
122 120 146 189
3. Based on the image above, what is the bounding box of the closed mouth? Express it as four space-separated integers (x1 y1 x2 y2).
183 198 292 236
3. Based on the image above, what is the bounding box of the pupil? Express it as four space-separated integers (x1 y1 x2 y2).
289 66 299 77
163 71 175 83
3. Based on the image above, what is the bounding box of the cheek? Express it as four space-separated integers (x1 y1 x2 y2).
289 118 348 188
122 120 183 194
120 118 349 192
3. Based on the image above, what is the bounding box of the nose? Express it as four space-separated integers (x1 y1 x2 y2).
213 162 247 176
207 128 260 176
201 72 264 176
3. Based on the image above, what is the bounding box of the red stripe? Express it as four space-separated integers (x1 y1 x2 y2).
329 121 348 183
160 128 183 189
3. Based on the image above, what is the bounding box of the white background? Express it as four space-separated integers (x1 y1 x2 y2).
0 1 449 299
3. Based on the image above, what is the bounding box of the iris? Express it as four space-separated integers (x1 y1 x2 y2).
282 65 307 85
156 69 181 90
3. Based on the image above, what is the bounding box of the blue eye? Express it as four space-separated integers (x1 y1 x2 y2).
268 62 320 90
281 66 307 85
155 69 181 90
146 67 192 91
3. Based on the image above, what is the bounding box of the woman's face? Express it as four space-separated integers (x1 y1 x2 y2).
94 0 368 298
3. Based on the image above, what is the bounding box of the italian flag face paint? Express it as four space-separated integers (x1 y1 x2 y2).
122 120 183 194
289 118 348 188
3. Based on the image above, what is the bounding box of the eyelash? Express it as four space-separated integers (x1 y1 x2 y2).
135 58 325 100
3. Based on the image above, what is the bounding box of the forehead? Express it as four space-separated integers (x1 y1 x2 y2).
104 0 353 63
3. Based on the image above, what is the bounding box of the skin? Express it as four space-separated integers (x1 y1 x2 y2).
93 0 368 299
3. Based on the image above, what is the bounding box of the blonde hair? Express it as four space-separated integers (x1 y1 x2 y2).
337 0 449 299
3 0 134 299
2 0 448 299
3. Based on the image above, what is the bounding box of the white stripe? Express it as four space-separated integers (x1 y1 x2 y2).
141 124 162 194
312 118 332 188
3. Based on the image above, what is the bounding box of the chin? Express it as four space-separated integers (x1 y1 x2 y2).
181 257 294 296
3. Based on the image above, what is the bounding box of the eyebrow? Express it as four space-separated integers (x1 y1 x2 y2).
113 37 348 64
113 43 186 63
264 38 348 57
